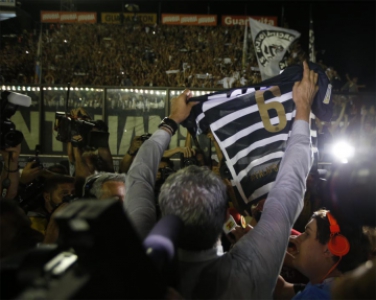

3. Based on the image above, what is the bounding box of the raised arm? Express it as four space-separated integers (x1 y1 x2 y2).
124 90 197 239
229 61 318 298
119 136 142 174
1 144 21 200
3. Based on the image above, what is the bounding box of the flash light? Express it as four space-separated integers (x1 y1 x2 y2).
331 140 355 163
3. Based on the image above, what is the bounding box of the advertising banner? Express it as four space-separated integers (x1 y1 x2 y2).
41 11 97 23
161 14 217 26
222 15 278 26
0 0 15 7
101 13 157 24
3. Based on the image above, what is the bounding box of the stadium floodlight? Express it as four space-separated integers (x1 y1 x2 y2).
331 140 355 164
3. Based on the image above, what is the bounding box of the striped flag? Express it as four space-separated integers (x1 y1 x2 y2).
183 62 332 214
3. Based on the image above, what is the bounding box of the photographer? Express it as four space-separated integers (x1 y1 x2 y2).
64 108 114 181
25 175 75 239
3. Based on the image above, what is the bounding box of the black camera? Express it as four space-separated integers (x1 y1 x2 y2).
55 113 109 149
18 179 45 213
159 166 175 182
55 112 95 144
4 200 171 300
155 166 175 203
0 91 31 149
183 157 198 167
27 145 42 168
62 194 77 203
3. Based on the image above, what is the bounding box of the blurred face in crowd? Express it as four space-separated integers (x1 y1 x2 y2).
44 183 75 213
291 218 332 282
195 152 205 166
100 181 125 203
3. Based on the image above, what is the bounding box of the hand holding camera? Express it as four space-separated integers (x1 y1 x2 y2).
20 161 44 185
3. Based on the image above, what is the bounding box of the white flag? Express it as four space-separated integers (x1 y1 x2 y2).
249 17 300 80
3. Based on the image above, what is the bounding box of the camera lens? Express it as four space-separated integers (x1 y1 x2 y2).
4 130 24 147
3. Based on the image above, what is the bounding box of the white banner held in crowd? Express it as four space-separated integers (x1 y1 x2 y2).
249 17 300 80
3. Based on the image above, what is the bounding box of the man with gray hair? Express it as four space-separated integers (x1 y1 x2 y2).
83 172 126 202
125 61 319 298
158 165 227 251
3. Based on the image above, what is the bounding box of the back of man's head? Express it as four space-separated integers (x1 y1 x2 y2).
158 165 227 251
47 163 68 175
84 172 126 201
43 175 75 194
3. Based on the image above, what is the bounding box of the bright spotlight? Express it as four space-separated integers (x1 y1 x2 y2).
331 141 355 163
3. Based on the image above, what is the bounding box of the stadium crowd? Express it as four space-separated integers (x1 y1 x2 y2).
1 62 375 299
0 22 359 90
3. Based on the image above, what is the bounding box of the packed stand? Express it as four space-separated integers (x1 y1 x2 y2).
2 23 273 87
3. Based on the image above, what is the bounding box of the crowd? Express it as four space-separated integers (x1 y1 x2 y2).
0 22 364 91
106 90 165 111
1 62 375 299
0 24 251 87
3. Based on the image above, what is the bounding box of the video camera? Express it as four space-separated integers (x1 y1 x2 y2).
1 199 183 299
55 112 109 149
0 91 31 149
54 84 109 150
182 156 198 167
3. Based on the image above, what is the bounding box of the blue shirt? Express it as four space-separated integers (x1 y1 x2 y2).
292 278 335 300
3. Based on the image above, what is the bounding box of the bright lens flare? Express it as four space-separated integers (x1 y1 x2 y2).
331 141 355 163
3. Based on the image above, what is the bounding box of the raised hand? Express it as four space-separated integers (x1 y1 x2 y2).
292 61 319 122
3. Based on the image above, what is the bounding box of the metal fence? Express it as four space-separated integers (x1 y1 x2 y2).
3 84 375 170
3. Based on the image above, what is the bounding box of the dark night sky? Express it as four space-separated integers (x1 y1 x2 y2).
3 0 376 92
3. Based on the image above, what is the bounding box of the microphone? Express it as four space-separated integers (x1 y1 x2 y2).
227 207 247 229
228 207 241 224
143 215 183 271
